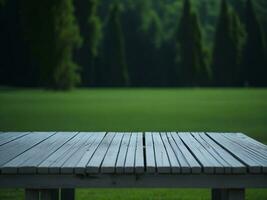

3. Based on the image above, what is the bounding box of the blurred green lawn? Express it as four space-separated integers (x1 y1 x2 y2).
0 88 267 199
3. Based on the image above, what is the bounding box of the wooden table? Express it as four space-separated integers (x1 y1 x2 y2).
0 132 266 200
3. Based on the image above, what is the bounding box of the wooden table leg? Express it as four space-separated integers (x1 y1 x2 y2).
40 189 59 200
212 188 245 200
61 188 75 200
25 189 39 200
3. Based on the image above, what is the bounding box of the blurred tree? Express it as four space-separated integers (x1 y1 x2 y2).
87 0 102 86
211 0 244 86
121 0 166 87
102 2 129 86
0 0 37 87
176 0 209 86
0 0 6 7
243 0 266 86
74 0 102 87
21 0 82 90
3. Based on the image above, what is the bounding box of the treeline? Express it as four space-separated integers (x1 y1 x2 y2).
0 0 266 89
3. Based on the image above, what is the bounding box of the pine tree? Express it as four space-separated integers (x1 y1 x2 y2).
176 0 209 86
243 0 266 86
21 0 82 90
211 0 244 86
103 2 129 86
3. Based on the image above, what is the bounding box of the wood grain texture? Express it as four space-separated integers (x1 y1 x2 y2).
0 132 267 175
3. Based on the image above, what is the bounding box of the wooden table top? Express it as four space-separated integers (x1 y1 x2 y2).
0 132 266 175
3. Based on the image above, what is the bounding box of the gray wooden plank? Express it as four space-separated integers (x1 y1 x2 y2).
135 133 144 174
221 133 267 172
0 132 29 146
169 132 201 174
0 132 13 142
192 132 242 174
124 133 137 173
101 133 124 173
144 132 156 173
235 133 267 149
2 132 77 174
59 132 101 174
166 132 191 173
38 132 93 174
86 132 116 173
207 133 262 173
178 132 224 174
223 133 267 162
0 132 27 142
197 133 246 174
160 132 180 173
0 132 55 169
60 132 105 174
73 132 106 174
233 133 267 172
115 133 131 173
223 133 267 158
152 132 171 173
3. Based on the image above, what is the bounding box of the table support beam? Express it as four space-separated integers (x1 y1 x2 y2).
40 189 59 200
212 188 245 200
25 189 39 200
61 188 75 200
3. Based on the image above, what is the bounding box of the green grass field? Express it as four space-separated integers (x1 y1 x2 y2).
0 88 267 199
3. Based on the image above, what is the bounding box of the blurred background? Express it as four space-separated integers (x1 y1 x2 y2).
0 0 266 88
0 0 267 199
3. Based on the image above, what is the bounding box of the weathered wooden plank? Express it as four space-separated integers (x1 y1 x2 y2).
144 132 156 173
178 132 224 174
0 132 55 169
166 132 190 173
221 134 267 172
73 132 106 174
38 132 93 174
0 132 13 142
124 133 137 173
160 132 180 173
235 133 267 150
197 133 246 174
86 132 116 173
101 133 124 173
152 132 171 173
135 133 144 173
2 132 77 174
207 133 262 173
0 132 29 146
115 133 131 173
169 132 201 173
192 132 242 174
221 133 267 172
60 133 102 174
223 133 267 160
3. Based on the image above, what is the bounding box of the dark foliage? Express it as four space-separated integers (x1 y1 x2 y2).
211 0 244 87
0 0 266 89
101 2 129 86
20 0 82 90
243 0 266 86
176 0 209 86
